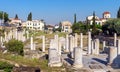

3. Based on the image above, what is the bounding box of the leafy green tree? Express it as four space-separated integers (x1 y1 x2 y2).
72 21 86 34
27 12 32 21
117 7 120 18
102 19 120 35
15 14 18 19
5 39 24 56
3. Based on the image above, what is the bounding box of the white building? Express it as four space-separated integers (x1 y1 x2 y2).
25 20 45 30
9 18 22 26
54 24 59 29
103 12 111 19
87 16 102 25
61 21 72 33
87 11 111 26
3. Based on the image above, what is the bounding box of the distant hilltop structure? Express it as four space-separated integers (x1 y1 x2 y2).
87 11 111 26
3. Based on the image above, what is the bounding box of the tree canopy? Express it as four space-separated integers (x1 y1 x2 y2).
102 19 120 35
72 21 86 34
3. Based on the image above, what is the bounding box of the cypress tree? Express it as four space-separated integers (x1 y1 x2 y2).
117 7 120 18
74 13 77 24
92 11 96 31
27 12 32 21
15 14 18 19
86 17 89 31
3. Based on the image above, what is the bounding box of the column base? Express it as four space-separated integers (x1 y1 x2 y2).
73 64 83 68
48 62 62 67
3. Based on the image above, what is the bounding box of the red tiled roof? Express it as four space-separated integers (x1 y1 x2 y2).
103 12 110 14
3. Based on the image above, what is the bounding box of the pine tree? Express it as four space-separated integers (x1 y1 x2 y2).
117 7 120 18
74 13 77 24
27 12 32 21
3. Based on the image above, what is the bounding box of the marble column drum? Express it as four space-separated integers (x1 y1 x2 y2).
73 47 83 68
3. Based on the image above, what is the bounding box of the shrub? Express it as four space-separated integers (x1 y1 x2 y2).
5 39 24 56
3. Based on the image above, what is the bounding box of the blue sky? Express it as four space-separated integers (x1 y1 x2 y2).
0 0 120 24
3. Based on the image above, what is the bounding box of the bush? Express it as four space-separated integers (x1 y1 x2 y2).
5 39 24 56
0 61 13 72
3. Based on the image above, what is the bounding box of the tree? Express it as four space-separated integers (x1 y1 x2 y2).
0 11 9 23
4 12 9 23
5 39 24 56
72 21 86 34
102 19 120 35
86 17 90 31
74 13 77 24
27 12 32 21
92 11 96 31
117 7 120 18
15 14 18 19
91 11 100 36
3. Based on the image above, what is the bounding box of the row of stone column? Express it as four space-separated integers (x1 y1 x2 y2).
1 29 26 43
102 33 120 67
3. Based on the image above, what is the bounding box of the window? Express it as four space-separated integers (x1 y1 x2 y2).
65 27 68 29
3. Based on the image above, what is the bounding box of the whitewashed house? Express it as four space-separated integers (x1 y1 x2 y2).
61 21 72 33
24 20 45 31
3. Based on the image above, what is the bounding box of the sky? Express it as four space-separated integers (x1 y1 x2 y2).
0 0 120 24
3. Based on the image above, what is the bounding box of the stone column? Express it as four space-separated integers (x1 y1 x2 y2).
42 36 45 52
91 40 95 54
30 36 34 50
10 30 12 40
114 33 117 47
73 47 83 68
80 33 83 48
0 36 3 43
74 33 78 47
15 29 18 40
117 39 120 55
26 31 29 39
108 46 117 65
69 36 74 58
103 41 106 52
88 31 91 54
58 41 61 56
54 35 59 52
4 31 7 42
94 39 99 55
65 34 69 52
33 43 36 50
48 48 62 67
72 36 75 49
69 36 73 52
